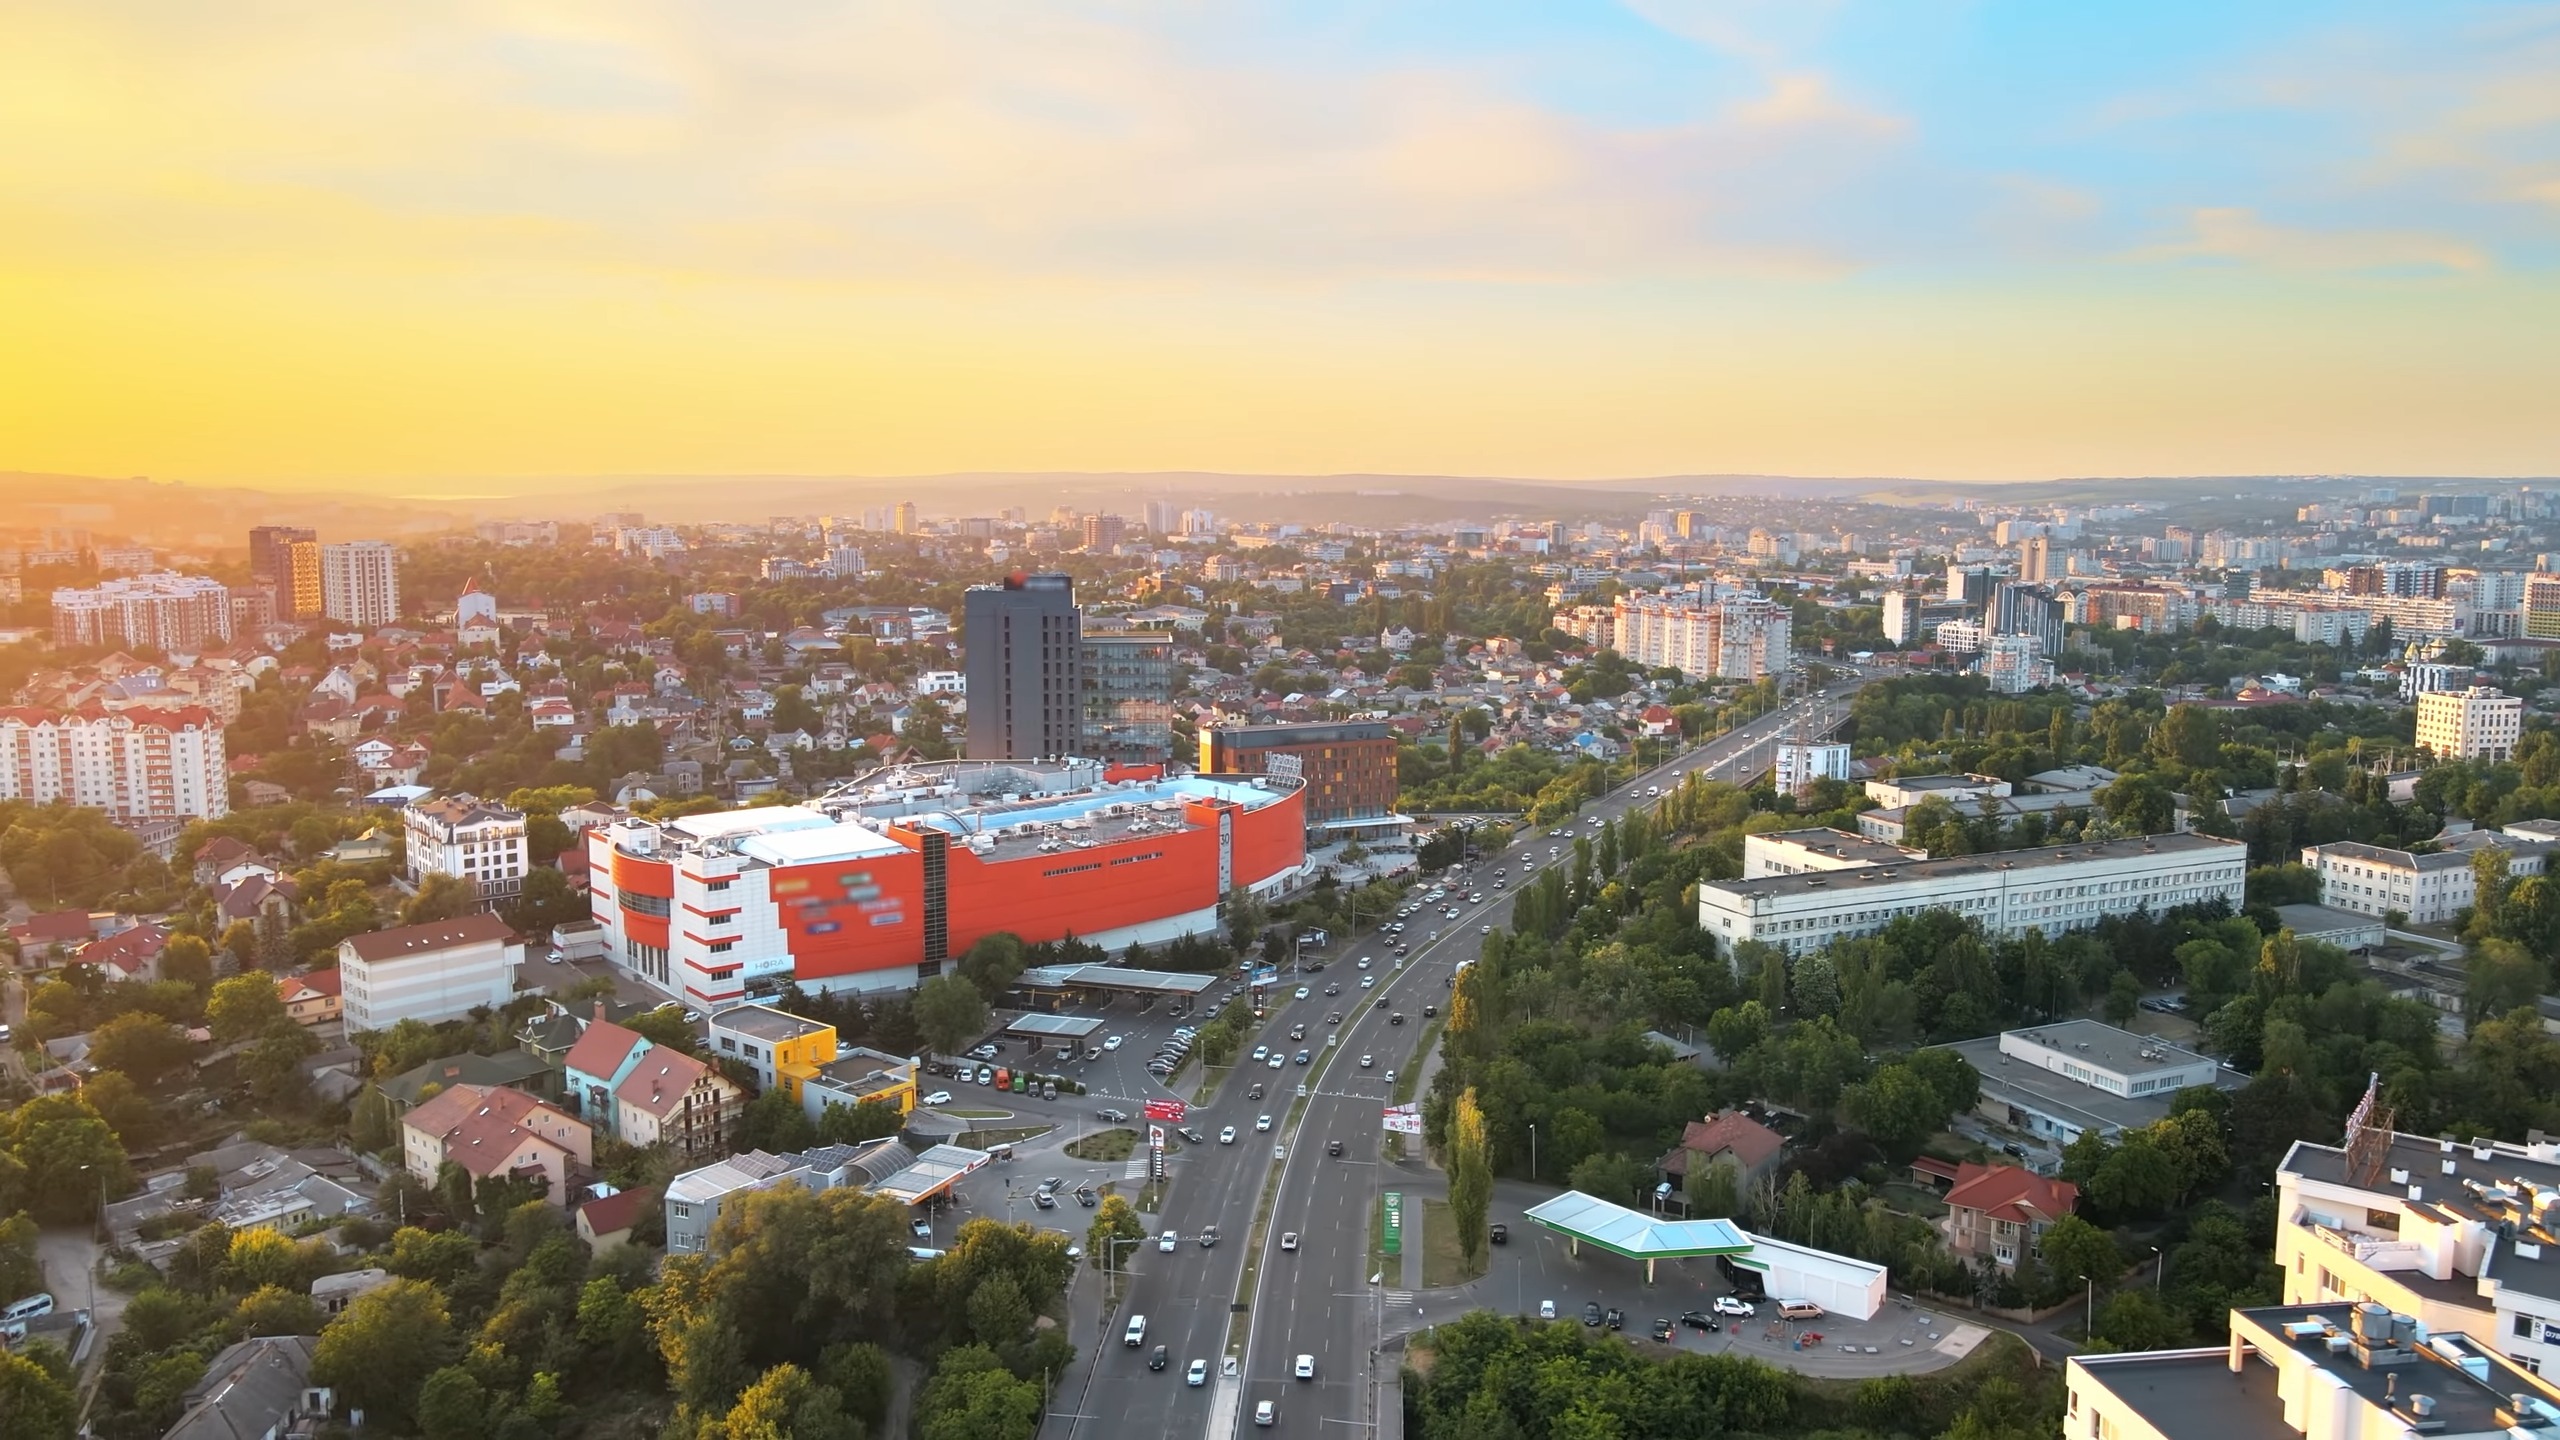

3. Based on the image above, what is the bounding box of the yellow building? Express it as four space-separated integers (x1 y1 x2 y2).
704 1003 841 1105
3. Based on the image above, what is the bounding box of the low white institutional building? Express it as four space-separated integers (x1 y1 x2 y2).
339 913 520 1033
2298 835 2550 926
1698 832 2248 957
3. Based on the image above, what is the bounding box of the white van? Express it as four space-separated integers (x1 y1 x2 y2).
1124 1314 1148 1347
3 1293 55 1323
1778 1300 1825 1322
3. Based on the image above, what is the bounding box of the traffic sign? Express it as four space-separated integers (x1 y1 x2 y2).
1382 1192 1403 1256
1143 1098 1187 1122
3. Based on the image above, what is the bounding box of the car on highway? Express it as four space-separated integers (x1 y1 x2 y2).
1288 1024 1305 1040
1294 1354 1316 1380
1489 1223 1507 1245
1326 1138 1343 1156
1247 1083 1265 1100
1187 1358 1208 1386
1097 1107 1130 1122
1360 975 1376 989
1158 1231 1179 1252
1650 1317 1676 1342
1294 986 1310 1000
1388 1012 1404 1025
1200 1225 1219 1248
1179 1126 1208 1143
1422 1004 1437 1018
1104 1035 1124 1050
1384 1069 1397 1083
1713 1296 1755 1318
1267 1053 1284 1069
1356 957 1370 969
1220 1126 1237 1144
1150 1343 1169 1370
1256 1113 1273 1131
1293 1050 1310 1065
921 1090 952 1105
1281 1231 1299 1251
1360 1054 1374 1068
1255 1400 1276 1427
1481 925 1493 934
1582 1302 1604 1327
1326 1011 1343 1024
1252 1045 1269 1062
1324 983 1341 995
1539 1300 1557 1319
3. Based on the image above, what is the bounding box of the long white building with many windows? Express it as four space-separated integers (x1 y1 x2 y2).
0 705 229 820
1696 832 2247 956
1606 591 1792 681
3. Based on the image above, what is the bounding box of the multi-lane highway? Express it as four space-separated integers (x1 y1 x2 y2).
1048 676 1864 1439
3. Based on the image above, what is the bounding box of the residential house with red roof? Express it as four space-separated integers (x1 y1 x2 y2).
614 1048 744 1162
573 1185 659 1254
399 1082 592 1205
79 922 171 982
1655 1108 1789 1204
1942 1161 2080 1271
277 971 342 1026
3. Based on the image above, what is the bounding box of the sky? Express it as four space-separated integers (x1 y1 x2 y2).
4 1 2557 491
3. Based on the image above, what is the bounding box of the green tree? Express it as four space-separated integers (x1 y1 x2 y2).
820 1341 894 1431
416 1365 491 1440
915 1345 1040 1440
160 933 215 988
1087 1195 1146 1271
913 974 992 1059
815 1098 906 1146
87 1012 190 1086
1839 1063 1947 1155
233 1284 322 1338
1448 1087 1493 1264
0 1348 80 1440
2094 1288 2186 1350
399 872 477 926
2465 938 2545 1026
206 972 290 1044
2105 970 2143 1025
351 1087 399 1153
719 1362 862 1440
312 1277 457 1431
2040 1213 2120 1291
734 1089 818 1154
1 1093 134 1223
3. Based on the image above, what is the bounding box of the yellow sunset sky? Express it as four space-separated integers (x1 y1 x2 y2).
4 3 2555 490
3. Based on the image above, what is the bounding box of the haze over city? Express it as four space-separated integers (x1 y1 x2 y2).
9 1 2558 490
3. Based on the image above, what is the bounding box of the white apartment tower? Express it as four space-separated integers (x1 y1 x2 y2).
2415 685 2522 762
403 793 530 907
0 706 230 820
321 541 401 628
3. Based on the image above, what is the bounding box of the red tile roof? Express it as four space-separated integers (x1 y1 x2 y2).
615 1047 717 1121
403 1083 573 1180
79 923 169 976
562 1004 648 1082
1673 1110 1785 1172
277 969 341 1003
1945 1162 2080 1226
575 1186 659 1240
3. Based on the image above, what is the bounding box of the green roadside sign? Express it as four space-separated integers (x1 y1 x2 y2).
1382 1191 1403 1257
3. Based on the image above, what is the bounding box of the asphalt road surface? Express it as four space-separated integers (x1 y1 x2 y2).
1054 676 1864 1439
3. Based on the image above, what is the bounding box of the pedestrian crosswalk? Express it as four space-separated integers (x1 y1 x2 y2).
1383 1289 1414 1308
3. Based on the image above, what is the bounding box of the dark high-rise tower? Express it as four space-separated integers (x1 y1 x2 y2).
964 573 1083 759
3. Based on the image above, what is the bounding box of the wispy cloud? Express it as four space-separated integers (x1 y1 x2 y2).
2132 206 2490 274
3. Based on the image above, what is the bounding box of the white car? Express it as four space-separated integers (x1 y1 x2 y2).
1294 986 1311 1000
1188 1358 1208 1386
1360 976 1376 989
1356 957 1371 970
1159 1231 1179 1252
1384 1070 1396 1084
1253 1046 1270 1062
1104 1035 1124 1051
1256 1114 1273 1131
1281 1231 1299 1251
1268 1053 1285 1069
1255 1400 1276 1427
1360 1055 1374 1068
1539 1299 1557 1319
921 1090 953 1106
1220 1126 1237 1145
1294 1354 1316 1380
1713 1296 1756 1318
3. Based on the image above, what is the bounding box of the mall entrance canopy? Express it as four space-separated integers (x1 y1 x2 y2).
1523 1191 1751 1284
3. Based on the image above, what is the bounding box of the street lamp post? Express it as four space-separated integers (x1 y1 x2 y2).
1528 1123 1538 1183
2151 1246 2164 1296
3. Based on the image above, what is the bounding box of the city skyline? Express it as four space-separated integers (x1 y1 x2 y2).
8 2 2556 489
